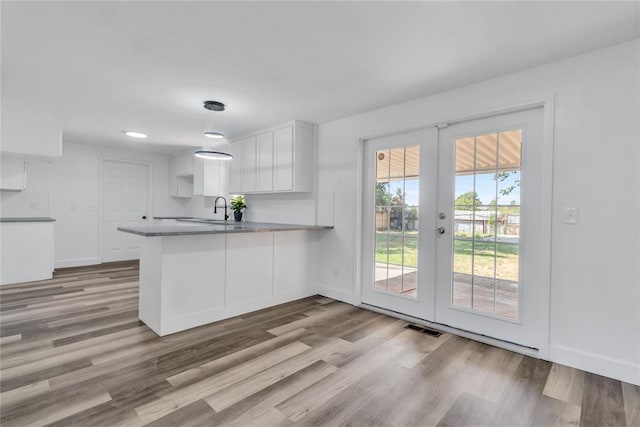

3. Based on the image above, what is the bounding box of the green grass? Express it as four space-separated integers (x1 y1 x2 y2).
375 233 418 267
375 232 519 281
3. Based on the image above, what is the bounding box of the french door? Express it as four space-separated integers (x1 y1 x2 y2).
362 108 547 349
362 128 438 320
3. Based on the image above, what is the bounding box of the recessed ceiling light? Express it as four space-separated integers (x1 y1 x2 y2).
204 131 225 139
123 131 148 139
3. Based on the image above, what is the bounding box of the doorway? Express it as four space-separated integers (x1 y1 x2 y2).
362 108 549 350
100 160 149 262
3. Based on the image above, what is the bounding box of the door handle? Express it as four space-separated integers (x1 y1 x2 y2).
142 216 147 220
436 227 445 235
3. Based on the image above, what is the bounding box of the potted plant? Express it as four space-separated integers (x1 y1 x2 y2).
230 195 247 222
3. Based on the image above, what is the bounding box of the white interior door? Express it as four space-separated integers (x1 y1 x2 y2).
362 108 548 351
101 160 149 262
362 128 438 320
435 108 546 349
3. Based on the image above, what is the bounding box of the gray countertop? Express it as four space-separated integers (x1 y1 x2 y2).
0 217 56 223
118 218 333 237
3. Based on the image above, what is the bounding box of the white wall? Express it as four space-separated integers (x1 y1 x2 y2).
1 104 63 157
184 193 316 225
315 40 640 384
0 142 184 268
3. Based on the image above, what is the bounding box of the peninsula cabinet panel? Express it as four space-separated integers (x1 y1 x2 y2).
131 227 326 336
273 230 312 295
225 232 274 304
161 235 226 319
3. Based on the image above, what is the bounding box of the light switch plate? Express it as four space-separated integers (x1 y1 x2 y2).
563 207 578 224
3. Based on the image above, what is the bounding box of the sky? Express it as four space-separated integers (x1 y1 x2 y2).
385 171 520 207
455 171 521 206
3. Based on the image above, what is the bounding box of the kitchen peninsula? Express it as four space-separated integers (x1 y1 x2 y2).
118 219 332 336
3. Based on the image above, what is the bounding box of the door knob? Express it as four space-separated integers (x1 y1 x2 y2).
142 216 147 220
436 227 445 235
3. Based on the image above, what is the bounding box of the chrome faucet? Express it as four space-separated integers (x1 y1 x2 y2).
213 197 229 221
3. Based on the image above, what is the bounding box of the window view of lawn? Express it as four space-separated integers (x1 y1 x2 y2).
375 232 519 282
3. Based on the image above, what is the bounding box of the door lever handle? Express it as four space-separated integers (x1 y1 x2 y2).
436 227 445 235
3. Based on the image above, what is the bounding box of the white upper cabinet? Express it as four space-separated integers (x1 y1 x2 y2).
193 157 229 198
169 152 194 198
0 156 27 191
256 132 274 192
273 126 294 192
172 153 193 177
170 151 229 198
229 120 315 194
241 136 257 193
229 144 242 194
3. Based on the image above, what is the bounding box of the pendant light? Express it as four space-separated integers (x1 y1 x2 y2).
197 100 233 160
194 150 233 160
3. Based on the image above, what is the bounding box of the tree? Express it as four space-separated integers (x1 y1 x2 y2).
391 187 404 206
494 171 520 197
455 191 482 209
376 182 391 209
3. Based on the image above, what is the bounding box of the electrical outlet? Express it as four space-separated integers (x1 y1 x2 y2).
30 202 38 210
563 207 578 224
70 202 78 211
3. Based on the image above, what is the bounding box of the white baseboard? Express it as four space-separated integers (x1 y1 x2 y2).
315 284 355 305
549 344 640 386
54 257 100 269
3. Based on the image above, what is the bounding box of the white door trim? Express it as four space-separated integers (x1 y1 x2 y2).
357 96 554 359
98 157 153 264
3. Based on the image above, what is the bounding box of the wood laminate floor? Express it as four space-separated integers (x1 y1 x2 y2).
1 261 638 427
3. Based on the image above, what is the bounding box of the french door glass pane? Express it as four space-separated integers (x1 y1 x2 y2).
374 145 419 298
452 130 522 319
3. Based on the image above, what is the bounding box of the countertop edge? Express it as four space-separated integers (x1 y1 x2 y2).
118 224 333 237
0 217 56 223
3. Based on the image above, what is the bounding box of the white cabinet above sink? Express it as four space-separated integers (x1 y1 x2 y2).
193 156 229 198
229 120 315 194
169 152 194 198
169 151 229 198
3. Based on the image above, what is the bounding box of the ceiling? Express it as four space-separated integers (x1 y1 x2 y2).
2 1 639 154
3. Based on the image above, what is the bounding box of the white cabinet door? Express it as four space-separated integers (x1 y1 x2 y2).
225 233 274 304
193 157 229 197
1 222 54 285
170 154 194 197
229 143 242 194
273 231 311 295
273 126 294 191
176 176 194 197
0 157 26 191
173 153 193 176
256 131 274 192
241 136 257 193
